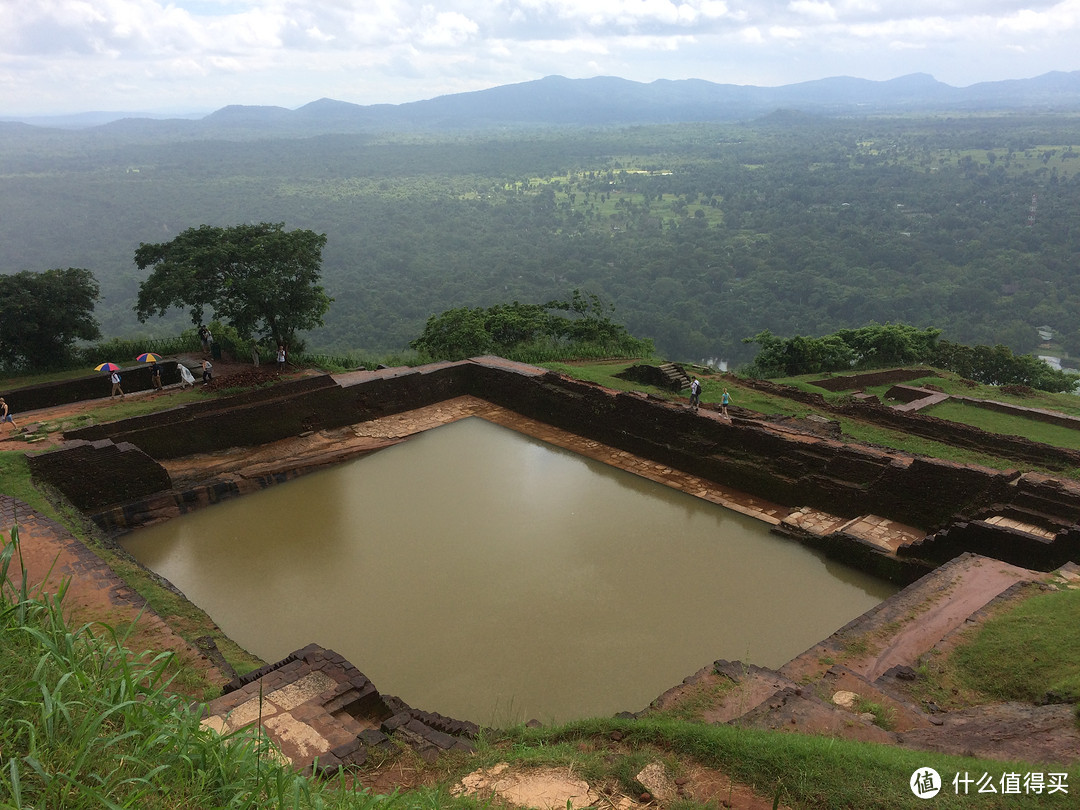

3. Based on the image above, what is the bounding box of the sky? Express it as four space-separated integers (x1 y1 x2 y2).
2 0 1079 116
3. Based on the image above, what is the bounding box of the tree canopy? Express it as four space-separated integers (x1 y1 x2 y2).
743 323 1076 392
134 223 332 348
6 117 1080 362
0 268 100 371
410 291 653 362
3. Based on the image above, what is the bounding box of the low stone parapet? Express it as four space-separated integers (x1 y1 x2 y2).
202 643 477 775
809 368 939 392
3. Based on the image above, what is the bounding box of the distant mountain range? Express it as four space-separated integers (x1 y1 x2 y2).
6 72 1080 136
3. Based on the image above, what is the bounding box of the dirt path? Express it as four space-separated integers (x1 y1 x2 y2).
853 556 1039 682
0 494 225 688
0 353 298 452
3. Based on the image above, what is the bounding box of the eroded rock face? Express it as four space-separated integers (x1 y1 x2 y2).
896 703 1080 764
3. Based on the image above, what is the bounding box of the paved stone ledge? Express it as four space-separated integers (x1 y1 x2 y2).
201 643 479 774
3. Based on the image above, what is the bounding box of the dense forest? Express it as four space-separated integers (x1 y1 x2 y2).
1 113 1079 366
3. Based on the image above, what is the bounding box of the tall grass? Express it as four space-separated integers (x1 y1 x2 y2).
0 524 470 810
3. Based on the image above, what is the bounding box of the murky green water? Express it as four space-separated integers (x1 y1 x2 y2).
123 417 896 725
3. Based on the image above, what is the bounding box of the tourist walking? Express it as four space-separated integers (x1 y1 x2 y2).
0 398 16 433
277 344 287 372
689 377 701 411
179 363 196 389
721 388 732 418
150 360 163 391
201 359 213 384
110 369 125 398
198 324 213 357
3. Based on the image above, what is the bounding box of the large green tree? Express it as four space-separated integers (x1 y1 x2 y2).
134 223 332 348
0 268 100 370
410 292 652 361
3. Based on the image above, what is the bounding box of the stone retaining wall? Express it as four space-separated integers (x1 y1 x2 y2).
466 363 1013 530
809 368 938 392
737 375 1080 471
65 365 470 459
901 520 1080 571
26 358 1080 571
66 374 339 445
25 439 173 512
834 400 1080 470
951 396 1080 431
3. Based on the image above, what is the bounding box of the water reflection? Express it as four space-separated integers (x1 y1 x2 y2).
123 417 896 725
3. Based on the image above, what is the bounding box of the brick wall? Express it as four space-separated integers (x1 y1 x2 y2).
27 359 1080 570
737 374 1080 472
952 396 1080 431
25 439 173 512
809 368 939 392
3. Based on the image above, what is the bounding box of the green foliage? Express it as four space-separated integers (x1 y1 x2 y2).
76 331 199 367
743 323 1075 393
0 269 101 372
743 323 940 377
409 306 497 360
853 697 898 731
409 291 653 362
135 223 333 348
933 340 1077 392
8 116 1080 362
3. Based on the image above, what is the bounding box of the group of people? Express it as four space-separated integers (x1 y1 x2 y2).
106 331 285 397
109 360 169 397
688 376 732 418
0 331 289 439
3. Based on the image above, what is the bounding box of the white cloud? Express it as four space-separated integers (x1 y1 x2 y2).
414 8 479 47
768 25 804 40
510 0 734 28
0 0 1077 113
788 1 837 22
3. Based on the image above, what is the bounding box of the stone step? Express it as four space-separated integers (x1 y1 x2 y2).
892 392 949 412
657 362 692 391
821 664 934 733
982 514 1057 540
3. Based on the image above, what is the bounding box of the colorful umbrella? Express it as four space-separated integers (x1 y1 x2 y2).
94 362 120 372
136 352 162 363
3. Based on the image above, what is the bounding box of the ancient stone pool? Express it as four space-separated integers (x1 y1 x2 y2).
122 416 896 725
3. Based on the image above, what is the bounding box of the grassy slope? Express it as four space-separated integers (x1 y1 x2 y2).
2 361 1079 808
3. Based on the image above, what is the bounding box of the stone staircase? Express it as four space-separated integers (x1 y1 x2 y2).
640 554 1074 759
657 362 692 392
200 644 479 775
